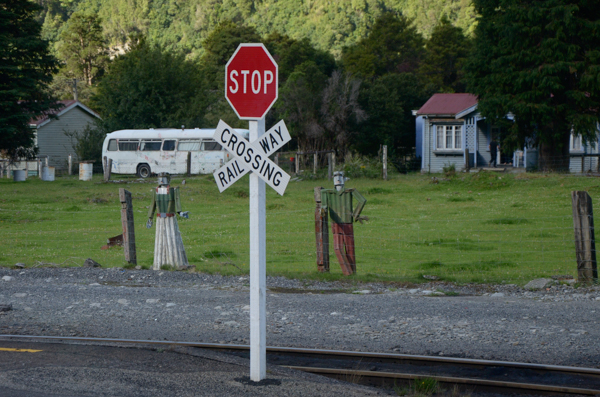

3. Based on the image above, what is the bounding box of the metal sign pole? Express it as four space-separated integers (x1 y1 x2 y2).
249 117 267 381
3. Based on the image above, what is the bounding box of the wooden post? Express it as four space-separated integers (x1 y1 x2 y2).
104 159 112 182
465 148 470 171
186 151 192 176
37 158 41 179
119 188 137 265
275 153 279 166
68 155 72 176
331 152 336 175
295 153 299 174
313 153 318 174
314 187 329 272
572 191 598 282
382 145 388 180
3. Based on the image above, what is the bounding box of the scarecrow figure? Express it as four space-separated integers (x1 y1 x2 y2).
146 173 189 270
319 171 368 275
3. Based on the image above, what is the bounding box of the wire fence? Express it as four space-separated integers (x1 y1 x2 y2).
0 202 581 283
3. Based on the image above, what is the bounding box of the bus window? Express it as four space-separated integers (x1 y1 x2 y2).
119 140 139 151
202 140 222 151
162 140 176 151
178 140 201 151
140 140 161 151
107 139 118 151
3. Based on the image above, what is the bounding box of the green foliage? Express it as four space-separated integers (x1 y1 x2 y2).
341 153 383 179
341 12 425 78
198 21 262 127
354 73 427 156
419 16 471 93
57 12 108 86
64 123 106 162
0 0 60 161
442 162 456 177
465 0 600 171
91 40 205 131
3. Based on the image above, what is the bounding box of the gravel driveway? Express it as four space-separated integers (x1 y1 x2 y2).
1 266 599 368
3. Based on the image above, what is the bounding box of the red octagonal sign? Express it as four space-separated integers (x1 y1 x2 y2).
225 43 278 120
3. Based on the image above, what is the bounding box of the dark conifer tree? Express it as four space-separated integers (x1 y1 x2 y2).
465 0 600 171
0 0 59 160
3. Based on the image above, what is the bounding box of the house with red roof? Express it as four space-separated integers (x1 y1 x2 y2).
414 93 597 173
29 100 101 170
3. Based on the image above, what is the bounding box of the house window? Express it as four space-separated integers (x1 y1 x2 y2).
436 125 462 150
571 134 582 151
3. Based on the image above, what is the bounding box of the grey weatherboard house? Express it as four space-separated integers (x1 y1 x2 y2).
29 100 101 170
415 93 599 173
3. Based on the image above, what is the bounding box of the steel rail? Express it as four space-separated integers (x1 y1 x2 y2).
287 366 600 396
2 334 600 395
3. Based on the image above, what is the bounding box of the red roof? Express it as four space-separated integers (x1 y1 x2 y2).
416 93 478 116
29 100 100 127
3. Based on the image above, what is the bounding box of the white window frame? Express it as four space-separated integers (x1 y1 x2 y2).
435 125 462 150
570 133 583 152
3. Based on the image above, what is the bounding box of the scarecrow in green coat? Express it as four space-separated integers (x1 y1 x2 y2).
147 173 189 270
320 172 368 275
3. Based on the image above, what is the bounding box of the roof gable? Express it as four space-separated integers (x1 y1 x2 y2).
416 93 478 117
29 100 101 128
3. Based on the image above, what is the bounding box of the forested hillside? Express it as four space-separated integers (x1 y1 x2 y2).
37 0 476 58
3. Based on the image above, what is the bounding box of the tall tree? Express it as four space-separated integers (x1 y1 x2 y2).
57 12 108 86
320 70 367 159
198 21 262 127
418 16 471 93
465 0 600 171
0 0 59 161
91 39 204 132
341 12 425 79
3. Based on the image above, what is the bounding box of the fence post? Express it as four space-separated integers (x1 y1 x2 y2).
295 153 300 174
104 159 112 182
119 188 137 265
313 153 318 174
331 152 336 175
275 153 279 166
68 155 72 176
571 191 598 282
186 151 192 176
37 158 41 179
465 148 470 171
314 187 329 272
382 145 388 180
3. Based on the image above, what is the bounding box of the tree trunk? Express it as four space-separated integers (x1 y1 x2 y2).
538 130 570 172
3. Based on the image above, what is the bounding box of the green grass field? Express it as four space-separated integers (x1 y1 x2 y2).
0 171 595 285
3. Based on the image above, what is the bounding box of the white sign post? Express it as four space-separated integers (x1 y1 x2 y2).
213 119 290 381
219 43 285 382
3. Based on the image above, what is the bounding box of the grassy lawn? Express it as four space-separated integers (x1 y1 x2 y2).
0 171 595 285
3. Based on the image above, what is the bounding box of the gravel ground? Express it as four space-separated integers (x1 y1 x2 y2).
1 266 599 368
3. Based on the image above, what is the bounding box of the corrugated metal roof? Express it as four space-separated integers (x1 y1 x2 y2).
416 93 478 116
29 100 100 126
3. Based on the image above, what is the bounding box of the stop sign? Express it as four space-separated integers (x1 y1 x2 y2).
225 43 278 120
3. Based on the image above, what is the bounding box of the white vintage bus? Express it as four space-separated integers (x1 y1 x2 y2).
101 128 249 177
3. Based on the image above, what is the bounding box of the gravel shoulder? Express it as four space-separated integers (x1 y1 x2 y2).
1 266 599 368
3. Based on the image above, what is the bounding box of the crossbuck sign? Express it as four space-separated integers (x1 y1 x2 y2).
212 119 291 195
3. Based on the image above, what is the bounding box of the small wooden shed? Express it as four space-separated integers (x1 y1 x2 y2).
29 100 101 170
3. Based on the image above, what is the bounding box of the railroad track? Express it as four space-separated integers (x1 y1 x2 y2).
2 334 599 395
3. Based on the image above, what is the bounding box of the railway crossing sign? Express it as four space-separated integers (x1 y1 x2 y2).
218 43 286 382
212 119 291 195
225 43 278 120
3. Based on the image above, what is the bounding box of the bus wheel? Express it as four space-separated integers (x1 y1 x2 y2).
137 164 151 178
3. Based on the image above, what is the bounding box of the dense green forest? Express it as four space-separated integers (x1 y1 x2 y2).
37 0 476 59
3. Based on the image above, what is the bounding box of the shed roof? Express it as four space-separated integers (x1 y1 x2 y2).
29 100 101 128
416 93 478 116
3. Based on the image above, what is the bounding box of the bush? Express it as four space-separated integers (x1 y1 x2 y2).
64 123 106 163
342 153 384 178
